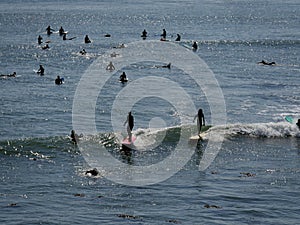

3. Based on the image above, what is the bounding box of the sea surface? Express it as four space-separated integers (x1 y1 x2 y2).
0 0 300 224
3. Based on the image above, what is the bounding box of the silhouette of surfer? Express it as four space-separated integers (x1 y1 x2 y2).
258 60 276 66
192 41 198 51
38 35 43 44
106 61 115 71
84 35 91 43
37 65 44 75
70 130 79 144
124 112 134 142
55 75 63 85
161 29 167 39
175 34 181 41
141 29 147 39
296 119 300 130
193 108 205 136
46 26 55 35
119 72 127 83
59 26 65 35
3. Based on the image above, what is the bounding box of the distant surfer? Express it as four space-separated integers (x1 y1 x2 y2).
84 35 91 43
38 35 43 44
124 112 134 142
192 41 198 51
175 34 181 41
141 29 147 39
162 63 171 69
59 26 65 35
106 61 115 71
63 33 76 40
37 65 44 75
85 168 99 176
193 108 205 136
161 29 167 39
55 75 63 85
296 119 300 130
258 60 276 66
119 72 127 83
46 25 55 35
70 130 79 144
0 72 16 78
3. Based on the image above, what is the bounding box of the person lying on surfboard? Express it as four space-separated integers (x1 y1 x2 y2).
258 60 276 66
124 112 134 142
193 108 205 136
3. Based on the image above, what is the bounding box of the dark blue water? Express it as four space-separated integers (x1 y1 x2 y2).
0 0 300 224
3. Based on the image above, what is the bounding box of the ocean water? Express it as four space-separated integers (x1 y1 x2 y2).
1 0 300 224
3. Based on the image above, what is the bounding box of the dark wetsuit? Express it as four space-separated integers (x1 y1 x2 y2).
128 114 134 131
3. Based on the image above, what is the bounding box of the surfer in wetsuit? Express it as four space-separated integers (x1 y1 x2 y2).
258 60 276 66
38 35 43 44
37 65 44 75
141 29 147 39
193 108 205 136
55 75 63 85
106 61 115 71
59 26 65 35
119 72 127 83
46 26 55 35
84 35 91 43
296 119 300 130
175 34 181 41
192 41 198 51
124 112 134 141
70 130 78 144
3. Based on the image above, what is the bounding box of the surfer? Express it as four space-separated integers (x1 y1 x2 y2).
106 61 115 71
59 26 65 35
46 25 55 35
37 65 44 75
55 75 63 85
175 34 181 41
70 130 79 144
193 108 205 136
124 112 134 142
161 29 167 39
296 119 300 130
141 29 147 39
192 41 198 51
0 72 16 78
84 35 91 43
38 35 43 44
258 60 276 66
119 72 127 83
162 63 171 69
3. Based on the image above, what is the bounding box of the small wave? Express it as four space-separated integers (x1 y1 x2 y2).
209 122 300 138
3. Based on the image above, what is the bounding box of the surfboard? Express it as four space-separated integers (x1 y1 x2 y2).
119 78 128 83
122 136 136 145
285 116 293 124
189 133 207 141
